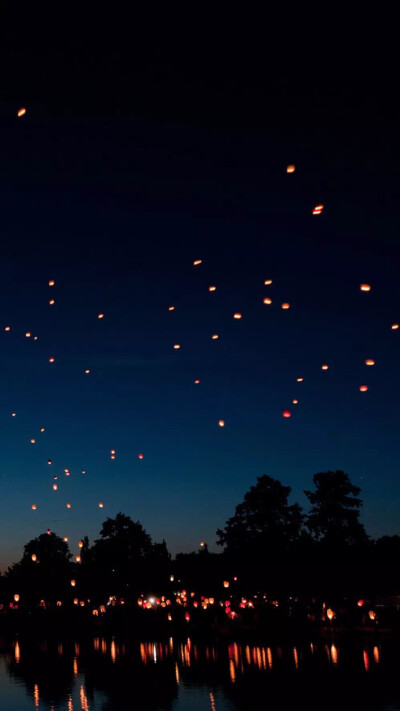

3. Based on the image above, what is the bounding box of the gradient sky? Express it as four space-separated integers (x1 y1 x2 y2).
0 106 399 571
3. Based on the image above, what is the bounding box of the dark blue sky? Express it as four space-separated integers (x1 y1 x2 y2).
0 111 399 570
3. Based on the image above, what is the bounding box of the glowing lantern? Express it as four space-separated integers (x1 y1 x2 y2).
57 601 62 607
31 554 37 562
209 286 216 291
170 575 174 581
98 502 104 508
73 598 79 605
360 284 371 292
85 369 90 374
12 412 16 417
368 610 376 621
326 608 335 621
98 313 104 319
48 280 55 287
321 365 329 370
34 336 38 340
218 420 225 427
200 541 205 547
211 334 219 340
193 259 202 266
359 385 368 392
49 357 55 363
223 581 230 588
392 323 399 330
194 379 200 384
63 537 69 542
66 503 71 509
292 399 298 404
296 377 304 382
263 297 272 305
14 594 20 602
49 299 55 305
281 303 290 309
30 439 35 444
5 326 11 331
46 529 51 534
78 541 84 548
357 599 364 607
282 410 291 418
25 332 31 338
286 165 295 173
53 484 58 491
75 555 81 563
185 612 191 621
47 459 52 464
264 279 273 285
173 344 181 349
31 504 37 510
70 580 76 587
17 108 26 117
82 470 86 474
365 359 375 366
168 306 175 311
312 204 324 215
233 313 242 319
40 427 45 432
138 453 144 459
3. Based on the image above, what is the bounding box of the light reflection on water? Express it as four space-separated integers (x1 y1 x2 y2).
0 635 396 710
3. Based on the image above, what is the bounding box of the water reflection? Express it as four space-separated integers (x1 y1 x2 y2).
0 634 397 710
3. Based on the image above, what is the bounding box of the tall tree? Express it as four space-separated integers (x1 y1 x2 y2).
304 470 368 548
216 475 304 559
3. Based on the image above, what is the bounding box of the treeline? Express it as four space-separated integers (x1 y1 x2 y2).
1 470 400 603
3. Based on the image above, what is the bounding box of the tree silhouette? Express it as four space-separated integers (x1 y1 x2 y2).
216 475 304 560
304 470 368 549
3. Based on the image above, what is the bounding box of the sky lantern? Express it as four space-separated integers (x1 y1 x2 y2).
233 313 242 319
173 344 181 349
168 305 175 311
85 369 90 374
286 165 295 173
326 608 335 621
281 303 290 309
49 357 55 363
53 484 58 491
138 453 144 459
47 459 52 464
66 503 71 509
40 427 45 432
282 410 291 418
25 332 31 338
212 334 219 340
368 610 377 621
17 107 26 117
14 594 20 602
193 259 202 266
263 297 272 305
292 399 298 404
5 326 11 331
194 379 200 384
78 541 84 548
48 280 55 286
296 377 304 382
82 469 86 474
209 285 216 291
70 580 76 587
321 365 329 370
312 204 324 215
365 359 375 366
49 299 55 305
359 385 368 392
31 504 37 510
360 284 371 292
357 599 364 607
75 555 81 563
98 502 104 508
223 580 230 588
218 420 225 427
63 536 68 542
98 313 104 319
391 323 399 330
12 412 16 417
46 529 51 535
31 554 37 562
30 438 36 444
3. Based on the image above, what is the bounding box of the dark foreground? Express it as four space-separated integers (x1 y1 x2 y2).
1 631 400 711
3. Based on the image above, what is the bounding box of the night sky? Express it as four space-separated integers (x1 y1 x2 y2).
0 11 399 570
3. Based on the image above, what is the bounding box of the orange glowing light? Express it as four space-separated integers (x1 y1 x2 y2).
223 580 229 588
365 359 375 366
49 299 55 305
193 259 202 266
360 284 371 292
218 420 225 427
5 326 11 331
263 297 272 305
138 453 144 459
49 357 55 363
25 332 31 338
85 369 90 374
66 503 71 509
12 412 16 416
209 286 216 291
286 165 295 173
194 379 200 384
17 108 26 117
173 344 181 349
282 410 291 418
211 334 219 340
63 537 69 542
40 427 45 432
281 303 290 309
98 502 104 508
292 399 298 404
75 555 81 563
14 594 20 602
31 554 37 562
233 313 242 319
53 484 58 491
321 364 329 370
48 280 55 286
78 541 84 548
71 580 76 587
31 504 37 510
359 385 368 392
391 323 399 330
368 610 376 621
326 608 335 621
168 306 175 311
30 438 35 444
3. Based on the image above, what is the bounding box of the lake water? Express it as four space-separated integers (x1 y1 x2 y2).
1 635 400 710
